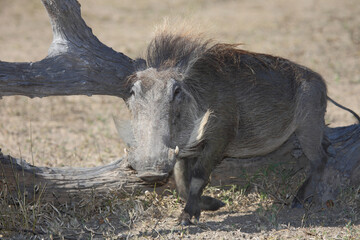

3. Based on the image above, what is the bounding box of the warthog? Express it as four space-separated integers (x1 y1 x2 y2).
120 30 358 225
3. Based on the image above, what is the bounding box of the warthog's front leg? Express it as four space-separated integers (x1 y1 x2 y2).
174 158 225 213
179 114 237 225
179 151 227 225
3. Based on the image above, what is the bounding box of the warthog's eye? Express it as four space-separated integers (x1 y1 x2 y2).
172 85 182 101
174 87 181 96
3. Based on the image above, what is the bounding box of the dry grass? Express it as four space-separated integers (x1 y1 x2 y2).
0 162 359 238
1 0 360 238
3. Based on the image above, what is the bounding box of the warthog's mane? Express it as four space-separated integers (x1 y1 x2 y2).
145 30 212 73
141 29 279 81
129 28 283 89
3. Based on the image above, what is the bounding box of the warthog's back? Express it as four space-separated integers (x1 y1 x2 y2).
184 44 327 158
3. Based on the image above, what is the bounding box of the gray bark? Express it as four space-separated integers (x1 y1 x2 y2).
0 0 136 99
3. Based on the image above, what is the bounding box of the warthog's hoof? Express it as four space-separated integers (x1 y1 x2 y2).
179 212 194 226
292 176 317 208
291 195 316 211
291 194 314 208
200 196 225 211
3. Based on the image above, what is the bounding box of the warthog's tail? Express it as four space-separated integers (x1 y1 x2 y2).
327 96 360 123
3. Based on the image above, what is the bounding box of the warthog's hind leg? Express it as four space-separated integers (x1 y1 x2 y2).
292 78 327 208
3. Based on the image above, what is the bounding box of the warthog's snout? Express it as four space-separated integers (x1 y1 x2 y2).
135 146 180 183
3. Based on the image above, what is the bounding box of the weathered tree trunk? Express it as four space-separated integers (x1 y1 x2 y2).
1 125 359 203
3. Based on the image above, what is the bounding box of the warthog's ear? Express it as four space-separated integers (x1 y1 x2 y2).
113 116 136 147
179 109 213 158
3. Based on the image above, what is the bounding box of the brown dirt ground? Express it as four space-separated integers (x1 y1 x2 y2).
0 0 359 239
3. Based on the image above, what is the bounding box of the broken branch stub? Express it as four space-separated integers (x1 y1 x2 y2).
0 0 136 99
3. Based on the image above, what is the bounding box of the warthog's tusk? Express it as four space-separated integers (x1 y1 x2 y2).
168 147 180 160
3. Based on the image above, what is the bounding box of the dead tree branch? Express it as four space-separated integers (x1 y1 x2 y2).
0 0 136 99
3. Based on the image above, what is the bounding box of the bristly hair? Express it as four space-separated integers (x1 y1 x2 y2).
145 28 213 73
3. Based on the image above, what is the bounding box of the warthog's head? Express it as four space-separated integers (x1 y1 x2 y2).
117 31 213 181
122 67 201 181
